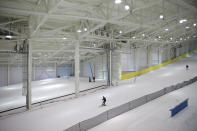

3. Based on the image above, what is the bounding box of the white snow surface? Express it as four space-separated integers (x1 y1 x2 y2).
89 81 197 131
0 77 106 112
0 54 197 131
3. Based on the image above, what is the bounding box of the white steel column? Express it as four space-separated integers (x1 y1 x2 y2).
134 48 138 71
147 45 152 67
158 48 162 64
75 40 80 97
168 45 171 60
27 39 32 109
109 49 112 86
55 62 57 77
7 63 9 86
33 63 36 81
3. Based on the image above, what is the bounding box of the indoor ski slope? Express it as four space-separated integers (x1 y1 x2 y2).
0 78 105 112
89 81 197 131
0 53 197 131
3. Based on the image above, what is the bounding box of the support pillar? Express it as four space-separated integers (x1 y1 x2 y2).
26 39 32 109
55 62 57 77
158 48 162 64
134 48 139 71
147 45 152 67
167 45 171 60
75 40 80 97
7 63 9 86
109 49 112 86
33 63 36 81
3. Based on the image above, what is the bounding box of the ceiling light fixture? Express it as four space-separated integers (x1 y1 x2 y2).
179 19 187 24
185 26 190 29
5 35 12 39
165 28 169 31
158 36 161 38
159 14 164 19
84 28 87 31
115 0 122 4
193 23 196 27
170 37 172 40
124 5 130 10
132 36 136 39
62 37 67 40
142 34 145 37
180 38 182 40
119 30 122 34
77 29 82 33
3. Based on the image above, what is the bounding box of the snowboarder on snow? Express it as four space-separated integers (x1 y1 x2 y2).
102 96 106 106
186 65 189 70
89 76 91 82
93 76 95 82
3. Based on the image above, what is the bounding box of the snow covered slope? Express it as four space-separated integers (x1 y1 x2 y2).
0 54 197 131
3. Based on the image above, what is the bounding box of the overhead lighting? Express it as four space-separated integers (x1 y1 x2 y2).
187 36 190 39
159 14 164 19
184 38 186 41
62 37 67 40
154 38 157 41
5 35 12 39
119 30 122 34
77 29 82 33
165 28 169 31
185 26 190 29
115 0 122 4
84 28 87 31
132 36 136 39
179 19 187 24
180 38 182 40
124 5 130 10
158 36 161 38
170 37 173 40
193 23 196 27
142 34 145 37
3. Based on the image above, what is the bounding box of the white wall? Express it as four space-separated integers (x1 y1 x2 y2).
34 63 56 81
80 54 107 80
137 47 148 70
121 51 134 73
111 51 121 81
0 64 22 87
0 64 8 87
57 64 72 77
152 46 159 66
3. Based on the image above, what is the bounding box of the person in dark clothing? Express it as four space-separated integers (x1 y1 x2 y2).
89 76 91 82
93 76 95 82
102 96 106 106
186 65 189 70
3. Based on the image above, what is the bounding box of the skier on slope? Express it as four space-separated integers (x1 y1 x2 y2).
102 96 106 106
186 65 189 70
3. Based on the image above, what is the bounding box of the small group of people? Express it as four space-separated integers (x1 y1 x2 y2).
89 76 95 82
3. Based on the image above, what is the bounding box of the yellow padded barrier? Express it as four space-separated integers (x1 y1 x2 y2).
121 48 197 80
